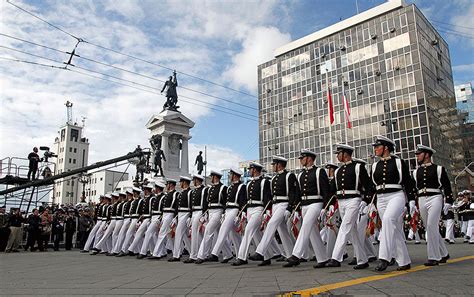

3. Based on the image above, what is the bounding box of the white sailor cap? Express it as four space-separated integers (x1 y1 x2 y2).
166 178 177 184
298 149 316 159
99 194 106 199
209 170 223 177
192 174 204 181
143 183 154 189
415 144 436 155
352 157 367 165
125 188 134 195
249 161 263 170
372 135 396 150
325 162 338 169
179 176 192 182
132 186 142 193
154 181 166 188
335 143 354 154
111 192 120 197
229 168 243 176
104 193 112 200
119 191 126 196
271 155 288 164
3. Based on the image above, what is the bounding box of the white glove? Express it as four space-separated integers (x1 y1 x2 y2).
186 217 192 228
328 205 335 214
367 203 375 214
284 210 291 221
409 200 417 216
199 212 208 223
241 212 247 221
319 209 326 222
292 211 301 223
358 201 367 215
263 210 271 221
170 217 177 226
233 216 240 225
443 203 451 215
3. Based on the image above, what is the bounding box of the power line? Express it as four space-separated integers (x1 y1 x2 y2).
6 0 258 99
0 56 65 69
436 28 474 40
1 33 258 111
429 19 474 30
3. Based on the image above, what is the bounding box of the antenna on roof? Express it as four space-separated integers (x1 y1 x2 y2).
356 0 360 14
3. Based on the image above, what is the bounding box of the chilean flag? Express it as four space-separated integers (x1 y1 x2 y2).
342 91 352 129
327 85 334 125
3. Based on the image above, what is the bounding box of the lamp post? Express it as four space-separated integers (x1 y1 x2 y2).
79 173 91 202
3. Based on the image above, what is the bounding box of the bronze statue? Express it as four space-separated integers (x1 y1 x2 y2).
195 151 204 175
161 70 179 111
150 135 166 177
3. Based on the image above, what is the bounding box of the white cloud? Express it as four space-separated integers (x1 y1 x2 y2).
188 143 244 175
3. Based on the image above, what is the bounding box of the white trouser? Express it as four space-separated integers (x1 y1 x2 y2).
140 216 161 256
93 220 106 249
238 206 263 260
152 213 174 257
95 220 116 252
419 194 448 261
461 220 468 235
212 208 242 257
113 218 131 254
173 212 191 258
83 220 102 251
377 191 411 266
292 203 328 263
129 218 150 253
256 202 294 261
469 220 474 243
121 218 138 253
189 210 204 260
112 220 123 249
197 208 223 259
356 212 377 258
444 219 454 242
331 198 367 264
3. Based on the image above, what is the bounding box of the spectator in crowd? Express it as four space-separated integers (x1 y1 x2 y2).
78 208 93 250
65 210 76 250
25 209 43 251
52 210 65 251
27 147 41 180
40 208 53 251
0 207 11 251
5 208 24 253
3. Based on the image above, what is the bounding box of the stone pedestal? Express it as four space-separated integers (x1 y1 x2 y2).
146 110 195 182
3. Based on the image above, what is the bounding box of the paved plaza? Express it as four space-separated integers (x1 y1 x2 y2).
0 242 473 296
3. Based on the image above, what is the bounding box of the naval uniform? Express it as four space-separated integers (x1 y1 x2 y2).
189 185 208 261
111 200 125 250
112 199 132 254
291 165 330 263
254 170 299 260
442 208 455 243
172 188 192 259
330 161 372 265
121 197 143 253
371 156 415 266
129 194 154 253
236 175 272 261
413 163 452 261
151 190 178 257
96 202 118 252
211 181 246 258
83 203 105 251
197 182 228 260
140 193 163 256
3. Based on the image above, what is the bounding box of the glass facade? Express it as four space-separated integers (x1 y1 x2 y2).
257 4 462 178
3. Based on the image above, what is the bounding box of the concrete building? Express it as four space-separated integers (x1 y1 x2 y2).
83 170 129 203
52 122 89 205
257 0 463 178
455 83 474 124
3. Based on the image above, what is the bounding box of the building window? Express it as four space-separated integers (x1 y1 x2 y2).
61 129 66 141
261 64 278 79
70 128 79 142
400 14 407 27
73 148 77 153
381 21 389 34
69 158 72 164
73 159 76 164
100 177 103 181
69 147 72 152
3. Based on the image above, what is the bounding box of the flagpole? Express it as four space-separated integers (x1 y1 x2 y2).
342 80 348 144
327 70 333 163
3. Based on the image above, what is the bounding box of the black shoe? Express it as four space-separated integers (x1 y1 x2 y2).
283 256 300 267
440 254 450 263
343 253 348 260
414 241 421 245
183 258 195 264
90 250 99 255
354 262 369 270
195 258 205 264
221 256 233 264
168 257 180 262
128 251 135 256
80 250 89 253
388 258 396 266
275 256 287 262
258 259 271 266
300 258 308 263
106 252 117 256
368 256 377 263
375 259 389 272
325 259 341 267
249 253 264 261
116 252 127 257
449 241 455 244
11 249 20 253
424 260 439 266
313 260 328 269
167 249 172 254
147 255 160 260
232 259 248 266
397 264 411 271
348 257 357 265
206 254 219 262
309 256 316 261
137 254 146 259
271 254 283 260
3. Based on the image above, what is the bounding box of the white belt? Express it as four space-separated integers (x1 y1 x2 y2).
111 216 117 219
131 214 140 218
152 211 161 214
418 188 442 194
226 202 239 207
124 215 130 218
163 207 175 212
273 196 289 201
101 218 107 221
301 195 323 200
178 207 191 211
376 184 403 190
336 190 360 195
209 203 223 207
116 216 124 219
248 200 263 205
192 206 203 210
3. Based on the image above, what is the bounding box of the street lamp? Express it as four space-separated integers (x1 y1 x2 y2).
79 173 91 201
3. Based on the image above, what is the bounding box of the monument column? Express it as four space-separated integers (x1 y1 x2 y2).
181 135 191 171
161 132 170 172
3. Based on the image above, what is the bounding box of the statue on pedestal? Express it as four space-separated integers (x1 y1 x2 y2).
150 135 167 177
161 70 179 111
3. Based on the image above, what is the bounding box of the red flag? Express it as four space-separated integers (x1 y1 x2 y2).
343 92 352 128
327 86 334 124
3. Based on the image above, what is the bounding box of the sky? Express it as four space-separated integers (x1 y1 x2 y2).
0 0 473 177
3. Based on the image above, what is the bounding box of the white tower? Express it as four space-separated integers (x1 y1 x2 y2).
52 101 89 205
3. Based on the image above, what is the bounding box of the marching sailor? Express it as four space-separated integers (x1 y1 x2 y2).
94 193 119 254
412 144 451 265
169 176 193 262
184 174 208 263
113 189 133 255
371 135 415 271
324 144 372 269
128 183 155 256
208 168 246 263
249 156 299 266
117 187 143 256
284 150 330 268
108 191 126 256
81 195 105 252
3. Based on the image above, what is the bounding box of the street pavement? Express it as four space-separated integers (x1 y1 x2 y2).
0 241 473 296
